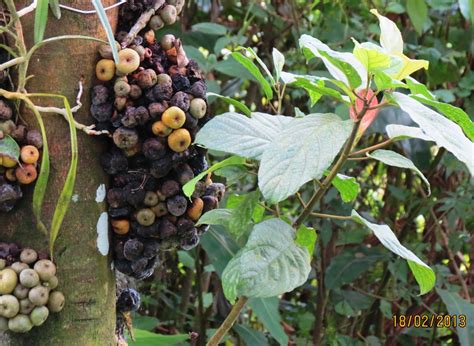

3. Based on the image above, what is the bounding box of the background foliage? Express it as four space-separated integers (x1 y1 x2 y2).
131 1 474 345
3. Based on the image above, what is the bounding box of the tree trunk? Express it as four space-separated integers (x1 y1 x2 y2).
0 1 118 344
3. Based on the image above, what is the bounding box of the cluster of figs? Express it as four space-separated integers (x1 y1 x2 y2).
92 0 223 281
0 243 64 333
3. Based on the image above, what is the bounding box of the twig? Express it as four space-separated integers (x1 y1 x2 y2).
350 139 393 157
347 156 369 161
121 0 165 48
296 193 307 208
310 212 352 220
0 56 25 70
17 0 127 16
207 296 248 346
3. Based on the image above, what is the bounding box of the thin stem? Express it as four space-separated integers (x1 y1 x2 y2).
207 296 248 346
0 56 25 71
310 212 352 220
350 139 393 157
347 156 369 161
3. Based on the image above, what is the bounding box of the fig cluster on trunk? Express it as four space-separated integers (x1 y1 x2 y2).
0 242 65 333
92 2 223 281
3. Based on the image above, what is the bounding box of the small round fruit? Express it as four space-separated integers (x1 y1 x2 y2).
162 106 186 129
136 208 156 226
113 127 139 150
33 260 57 281
111 219 130 235
10 262 28 274
166 195 188 216
114 80 131 97
19 269 40 288
43 276 58 290
149 15 164 30
168 128 191 153
20 248 38 264
151 202 168 217
143 30 155 45
116 48 140 74
13 284 29 299
190 98 207 119
8 314 33 333
159 5 177 25
19 298 35 314
144 191 159 207
0 259 5 270
15 164 38 184
157 73 172 86
30 306 49 326
47 291 65 312
20 145 40 164
187 197 204 221
2 155 17 168
98 41 121 59
152 121 172 137
28 285 49 306
160 34 175 50
5 168 16 182
96 59 116 81
0 294 20 318
0 268 18 294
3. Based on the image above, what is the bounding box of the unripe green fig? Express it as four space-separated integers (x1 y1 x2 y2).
43 276 58 290
0 294 20 318
0 268 18 294
13 284 29 299
19 298 35 314
33 260 56 281
28 285 49 306
20 248 38 264
8 314 33 333
47 291 65 313
10 262 28 275
19 269 40 288
30 306 49 326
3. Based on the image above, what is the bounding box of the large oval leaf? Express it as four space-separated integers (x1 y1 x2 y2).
222 219 311 302
0 135 20 160
258 113 352 203
195 112 292 160
392 92 474 175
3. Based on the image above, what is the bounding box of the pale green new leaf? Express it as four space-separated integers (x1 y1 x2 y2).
34 0 49 44
196 209 233 227
351 210 435 295
299 34 367 89
182 156 246 198
195 112 292 160
352 41 391 72
437 288 474 346
295 225 317 255
222 219 311 302
405 77 435 100
49 0 61 19
231 52 274 100
272 48 285 82
367 149 430 195
240 47 276 86
392 92 474 175
259 114 352 203
0 135 20 160
207 92 251 116
331 173 360 203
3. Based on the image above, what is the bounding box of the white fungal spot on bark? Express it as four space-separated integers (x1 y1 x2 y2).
72 194 79 202
96 212 109 256
96 184 106 203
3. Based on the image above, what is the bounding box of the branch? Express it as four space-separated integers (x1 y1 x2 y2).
0 56 26 71
310 212 352 220
350 138 393 157
207 296 248 346
121 0 166 48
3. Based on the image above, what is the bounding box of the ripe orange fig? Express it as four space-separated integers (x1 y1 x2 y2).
20 145 40 164
15 164 38 184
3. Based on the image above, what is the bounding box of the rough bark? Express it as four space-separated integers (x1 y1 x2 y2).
0 1 118 345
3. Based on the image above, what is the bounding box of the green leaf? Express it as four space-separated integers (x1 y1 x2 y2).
249 297 288 346
272 48 285 82
351 210 436 295
130 330 188 346
353 41 391 72
405 77 435 100
406 0 428 34
196 209 233 227
437 288 474 346
177 250 195 270
207 92 251 116
385 124 432 142
233 325 269 346
239 47 276 86
370 9 404 54
48 96 78 258
367 149 430 195
330 173 360 203
299 34 367 89
258 114 352 203
325 247 386 289
191 22 228 35
295 225 317 255
195 112 292 160
458 0 474 23
0 135 20 160
373 70 407 91
228 191 260 237
392 92 474 175
92 0 119 64
34 0 49 44
411 95 474 141
49 0 61 19
231 52 274 100
182 156 246 198
222 219 311 302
